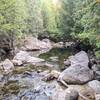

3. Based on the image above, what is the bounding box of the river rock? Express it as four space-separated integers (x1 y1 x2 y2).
88 80 100 94
27 56 45 65
65 88 79 100
13 51 30 62
69 51 89 67
1 59 14 72
64 51 89 67
12 60 23 66
13 51 45 65
51 86 79 100
51 86 66 100
58 65 94 85
59 51 94 85
24 37 52 51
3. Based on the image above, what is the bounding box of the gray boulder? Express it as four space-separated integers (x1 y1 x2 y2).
64 51 89 67
69 51 89 67
58 65 94 84
59 51 94 85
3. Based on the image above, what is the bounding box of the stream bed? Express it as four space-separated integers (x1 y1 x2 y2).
0 48 74 100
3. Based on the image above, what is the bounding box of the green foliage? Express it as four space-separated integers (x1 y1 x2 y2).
72 0 100 48
0 0 99 49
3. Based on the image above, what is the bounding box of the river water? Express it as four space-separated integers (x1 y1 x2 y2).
0 48 74 100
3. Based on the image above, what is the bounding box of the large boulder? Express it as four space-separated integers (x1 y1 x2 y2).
23 37 52 51
59 51 94 85
58 65 94 84
69 51 89 67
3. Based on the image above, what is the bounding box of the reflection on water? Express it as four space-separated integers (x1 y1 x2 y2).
39 48 73 71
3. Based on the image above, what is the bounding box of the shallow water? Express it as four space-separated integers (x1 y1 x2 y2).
39 48 73 71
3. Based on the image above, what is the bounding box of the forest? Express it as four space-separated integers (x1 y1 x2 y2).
0 0 100 100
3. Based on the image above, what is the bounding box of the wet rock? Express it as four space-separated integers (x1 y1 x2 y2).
88 80 100 94
13 51 45 65
1 59 14 72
